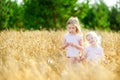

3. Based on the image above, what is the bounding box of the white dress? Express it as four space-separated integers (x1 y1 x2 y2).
64 33 82 57
84 46 103 63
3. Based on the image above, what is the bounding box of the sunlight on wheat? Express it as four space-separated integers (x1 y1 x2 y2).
0 30 120 80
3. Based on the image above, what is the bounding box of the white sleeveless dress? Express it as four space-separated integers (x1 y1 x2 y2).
64 33 82 57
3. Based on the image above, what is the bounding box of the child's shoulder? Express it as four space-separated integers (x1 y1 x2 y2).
85 46 102 49
64 33 69 37
76 33 82 36
97 46 103 50
84 46 91 52
85 46 91 49
64 33 70 39
94 46 103 51
76 33 82 38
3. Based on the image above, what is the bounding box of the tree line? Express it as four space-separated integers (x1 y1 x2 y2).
0 0 120 31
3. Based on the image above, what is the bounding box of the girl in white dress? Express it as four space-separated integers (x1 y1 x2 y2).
84 31 105 64
62 17 83 64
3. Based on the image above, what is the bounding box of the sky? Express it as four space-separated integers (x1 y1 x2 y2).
103 0 118 7
17 0 118 7
78 0 118 7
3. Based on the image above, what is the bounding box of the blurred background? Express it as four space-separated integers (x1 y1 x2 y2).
0 0 120 31
0 1 120 80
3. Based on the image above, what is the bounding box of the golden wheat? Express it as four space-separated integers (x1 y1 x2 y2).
0 30 120 80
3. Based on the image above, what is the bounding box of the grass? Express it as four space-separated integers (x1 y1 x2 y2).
0 30 120 80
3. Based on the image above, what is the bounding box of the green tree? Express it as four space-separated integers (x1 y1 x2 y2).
82 0 110 30
0 0 23 30
109 4 120 31
23 0 77 30
0 0 7 30
0 0 119 31
74 0 89 20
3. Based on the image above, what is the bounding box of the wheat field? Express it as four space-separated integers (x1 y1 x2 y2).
0 30 120 80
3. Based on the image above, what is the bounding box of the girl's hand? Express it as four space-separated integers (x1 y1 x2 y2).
79 56 85 62
69 43 75 47
62 42 70 49
64 42 74 47
69 43 83 50
81 56 85 60
65 42 70 47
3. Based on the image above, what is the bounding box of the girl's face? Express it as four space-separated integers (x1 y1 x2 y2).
86 35 97 46
67 24 77 34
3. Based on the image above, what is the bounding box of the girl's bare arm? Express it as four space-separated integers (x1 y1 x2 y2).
62 38 69 49
69 38 83 50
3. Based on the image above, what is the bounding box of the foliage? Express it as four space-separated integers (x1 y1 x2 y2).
0 0 6 30
109 6 120 31
23 0 77 30
0 0 120 31
82 0 110 30
0 0 23 30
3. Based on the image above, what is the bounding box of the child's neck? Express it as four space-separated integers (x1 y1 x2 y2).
69 32 77 35
91 44 98 47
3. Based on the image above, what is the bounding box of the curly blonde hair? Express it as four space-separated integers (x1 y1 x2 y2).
86 31 102 45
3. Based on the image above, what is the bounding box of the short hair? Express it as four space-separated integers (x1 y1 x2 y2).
86 31 102 45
